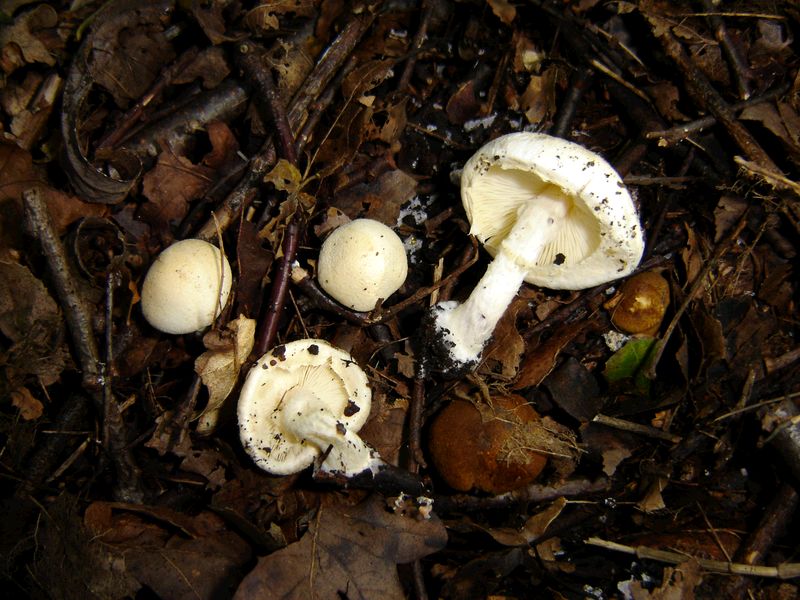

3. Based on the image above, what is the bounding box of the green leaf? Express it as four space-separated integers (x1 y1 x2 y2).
603 336 657 394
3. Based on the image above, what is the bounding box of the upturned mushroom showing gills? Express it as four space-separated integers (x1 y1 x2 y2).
238 339 379 477
430 132 645 372
141 239 232 335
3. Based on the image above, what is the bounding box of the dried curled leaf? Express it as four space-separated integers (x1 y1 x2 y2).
195 316 256 434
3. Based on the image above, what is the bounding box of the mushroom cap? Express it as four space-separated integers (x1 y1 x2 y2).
610 270 670 335
428 394 547 494
461 132 644 290
317 219 408 311
141 239 232 334
238 339 372 475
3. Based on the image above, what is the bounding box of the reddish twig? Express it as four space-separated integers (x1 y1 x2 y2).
237 43 297 165
701 0 752 100
254 218 302 357
197 10 376 240
397 0 432 92
408 374 427 473
97 47 200 151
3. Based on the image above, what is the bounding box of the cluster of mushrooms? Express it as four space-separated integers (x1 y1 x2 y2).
139 132 645 492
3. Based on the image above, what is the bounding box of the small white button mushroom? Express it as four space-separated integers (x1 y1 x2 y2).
317 218 408 312
237 339 380 477
141 239 232 335
431 132 645 371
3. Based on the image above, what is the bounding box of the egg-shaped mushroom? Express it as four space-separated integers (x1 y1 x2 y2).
317 219 408 311
141 239 232 335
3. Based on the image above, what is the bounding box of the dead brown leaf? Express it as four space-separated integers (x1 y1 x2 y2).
0 260 67 392
0 4 57 75
625 561 702 600
520 67 557 126
487 0 516 25
88 14 176 106
141 150 213 226
513 321 586 391
482 296 528 379
195 315 256 434
10 386 43 420
234 496 447 600
332 168 417 225
483 497 566 546
83 501 252 600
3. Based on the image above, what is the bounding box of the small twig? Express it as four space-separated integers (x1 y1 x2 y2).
585 536 800 579
237 43 297 165
412 559 429 600
398 0 432 92
734 156 800 196
97 47 200 150
22 188 101 393
295 55 358 157
592 414 681 444
197 11 375 240
254 217 301 357
643 212 749 379
648 15 780 174
434 478 610 513
701 0 752 100
407 374 427 473
103 271 143 502
551 67 594 139
724 483 799 598
645 84 789 146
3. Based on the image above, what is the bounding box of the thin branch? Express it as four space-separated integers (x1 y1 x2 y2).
586 537 800 579
22 188 101 393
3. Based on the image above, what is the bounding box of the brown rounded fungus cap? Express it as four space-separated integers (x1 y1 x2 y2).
428 394 547 494
609 271 670 335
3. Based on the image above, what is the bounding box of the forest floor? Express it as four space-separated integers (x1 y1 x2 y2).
1 0 799 598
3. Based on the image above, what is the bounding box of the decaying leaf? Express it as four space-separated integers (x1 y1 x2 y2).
513 321 586 390
244 0 317 32
10 386 43 420
81 500 252 600
142 123 238 229
483 497 567 546
0 260 67 393
195 316 256 434
0 4 57 75
482 296 527 379
234 496 448 600
622 561 702 600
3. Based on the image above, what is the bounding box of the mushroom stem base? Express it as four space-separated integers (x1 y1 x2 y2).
282 388 378 477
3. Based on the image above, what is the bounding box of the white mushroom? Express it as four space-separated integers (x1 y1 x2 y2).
141 239 232 335
238 339 380 477
432 132 644 370
317 218 408 311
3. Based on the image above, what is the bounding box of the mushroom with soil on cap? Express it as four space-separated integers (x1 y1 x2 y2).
141 238 232 335
317 218 408 312
428 394 549 494
429 132 645 373
238 339 381 477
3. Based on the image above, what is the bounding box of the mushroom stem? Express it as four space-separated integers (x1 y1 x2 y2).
281 388 378 476
433 196 567 367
